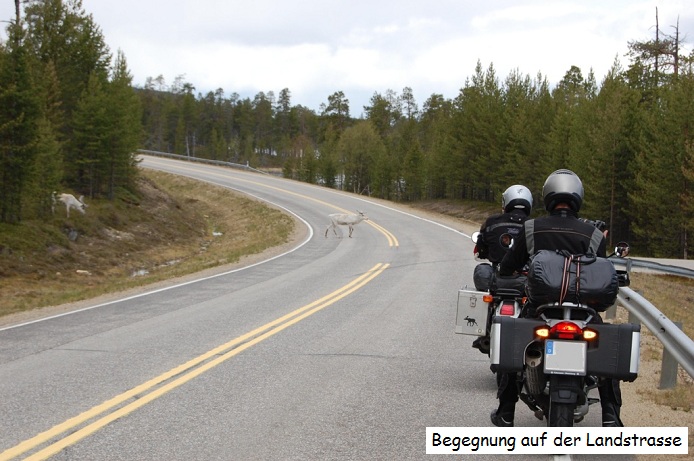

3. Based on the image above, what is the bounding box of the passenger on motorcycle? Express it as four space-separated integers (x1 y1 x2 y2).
490 169 623 428
476 185 533 266
471 185 532 352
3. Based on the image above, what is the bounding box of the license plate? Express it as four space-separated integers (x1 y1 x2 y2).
543 340 587 375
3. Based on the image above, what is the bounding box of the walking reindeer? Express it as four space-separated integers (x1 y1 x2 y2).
325 211 368 238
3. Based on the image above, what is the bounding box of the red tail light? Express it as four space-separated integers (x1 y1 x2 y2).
499 302 516 316
551 321 582 339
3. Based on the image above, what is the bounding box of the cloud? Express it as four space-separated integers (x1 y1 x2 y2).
1 0 692 113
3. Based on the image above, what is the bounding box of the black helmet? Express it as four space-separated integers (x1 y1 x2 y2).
501 185 533 214
542 169 584 212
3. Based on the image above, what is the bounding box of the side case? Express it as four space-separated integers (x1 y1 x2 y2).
490 316 544 373
586 323 641 381
455 289 488 336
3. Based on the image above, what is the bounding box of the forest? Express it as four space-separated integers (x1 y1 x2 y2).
1 0 693 258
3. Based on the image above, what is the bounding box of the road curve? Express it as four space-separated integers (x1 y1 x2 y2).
0 156 622 460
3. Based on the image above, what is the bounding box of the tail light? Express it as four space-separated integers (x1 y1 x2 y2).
499 301 516 316
551 321 582 339
535 322 598 341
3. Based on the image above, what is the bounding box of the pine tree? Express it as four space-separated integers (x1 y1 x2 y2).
0 22 41 223
103 50 142 198
419 94 452 199
580 60 638 245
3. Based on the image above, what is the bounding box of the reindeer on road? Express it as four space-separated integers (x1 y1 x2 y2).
325 211 368 238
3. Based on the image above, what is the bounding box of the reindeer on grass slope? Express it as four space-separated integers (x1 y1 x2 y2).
325 211 368 238
52 192 88 218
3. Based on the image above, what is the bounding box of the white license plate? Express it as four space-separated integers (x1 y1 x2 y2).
543 340 587 375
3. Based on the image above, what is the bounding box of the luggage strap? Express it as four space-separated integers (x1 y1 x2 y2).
557 252 597 306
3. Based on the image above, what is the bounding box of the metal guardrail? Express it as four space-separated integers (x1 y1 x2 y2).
613 257 694 278
618 286 694 379
614 258 694 381
136 150 269 175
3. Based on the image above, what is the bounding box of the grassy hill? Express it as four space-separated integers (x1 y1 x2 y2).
0 170 295 318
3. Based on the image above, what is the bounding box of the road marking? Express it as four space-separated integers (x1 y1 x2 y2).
0 263 389 461
142 157 400 247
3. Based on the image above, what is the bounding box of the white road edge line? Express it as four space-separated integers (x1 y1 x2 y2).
0 188 313 333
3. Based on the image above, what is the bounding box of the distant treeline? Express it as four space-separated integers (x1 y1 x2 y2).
1 1 692 258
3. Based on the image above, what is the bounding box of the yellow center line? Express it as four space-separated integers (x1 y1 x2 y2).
143 158 400 247
1 263 389 461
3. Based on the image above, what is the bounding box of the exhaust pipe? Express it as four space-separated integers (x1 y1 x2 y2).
525 347 545 395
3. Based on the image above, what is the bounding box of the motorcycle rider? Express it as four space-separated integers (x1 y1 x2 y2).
475 185 533 267
471 185 533 352
490 169 623 428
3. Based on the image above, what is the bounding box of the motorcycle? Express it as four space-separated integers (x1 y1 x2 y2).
457 232 524 355
489 241 639 426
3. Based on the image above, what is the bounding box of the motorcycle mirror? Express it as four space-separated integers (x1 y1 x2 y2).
471 232 483 261
499 233 514 249
471 231 481 244
615 241 630 257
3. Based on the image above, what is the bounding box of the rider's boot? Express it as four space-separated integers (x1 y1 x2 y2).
599 379 623 427
490 402 515 427
601 401 623 427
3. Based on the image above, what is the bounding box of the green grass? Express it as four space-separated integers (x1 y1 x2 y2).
627 272 694 412
0 170 295 318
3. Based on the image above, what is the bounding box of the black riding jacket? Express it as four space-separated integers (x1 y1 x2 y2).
477 209 529 264
498 209 607 276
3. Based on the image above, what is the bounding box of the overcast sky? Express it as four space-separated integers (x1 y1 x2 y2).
1 1 692 116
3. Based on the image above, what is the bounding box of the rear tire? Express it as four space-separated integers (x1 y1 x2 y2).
548 401 574 427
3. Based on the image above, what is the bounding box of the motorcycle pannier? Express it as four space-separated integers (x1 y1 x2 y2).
586 322 640 381
490 316 545 373
455 289 488 336
526 250 619 311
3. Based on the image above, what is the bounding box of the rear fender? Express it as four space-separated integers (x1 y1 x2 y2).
549 375 585 405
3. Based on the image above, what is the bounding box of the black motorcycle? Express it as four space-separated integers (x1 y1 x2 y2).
489 242 638 426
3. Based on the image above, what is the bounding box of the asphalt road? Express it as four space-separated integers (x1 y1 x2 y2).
0 156 639 460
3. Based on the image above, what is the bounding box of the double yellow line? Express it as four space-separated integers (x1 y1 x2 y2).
1 263 389 461
367 220 398 247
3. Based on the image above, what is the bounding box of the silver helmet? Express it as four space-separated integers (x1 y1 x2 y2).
501 185 533 214
542 169 584 212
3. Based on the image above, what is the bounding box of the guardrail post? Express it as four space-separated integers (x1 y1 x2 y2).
659 321 684 389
